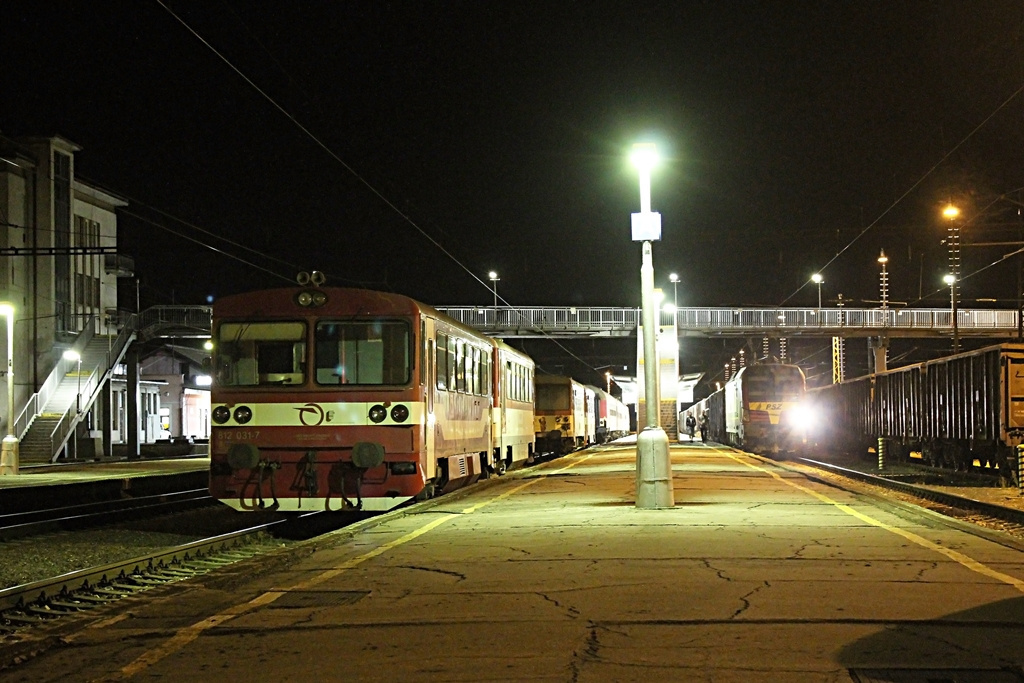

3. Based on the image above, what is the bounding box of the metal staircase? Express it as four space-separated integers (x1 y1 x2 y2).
15 319 135 464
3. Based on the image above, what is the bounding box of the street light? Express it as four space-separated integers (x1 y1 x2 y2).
669 272 679 308
810 273 823 308
943 204 961 305
63 349 82 414
944 273 959 353
0 303 17 475
605 371 612 394
488 271 500 308
877 250 889 310
630 141 673 509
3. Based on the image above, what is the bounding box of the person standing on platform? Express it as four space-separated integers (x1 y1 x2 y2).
698 411 709 443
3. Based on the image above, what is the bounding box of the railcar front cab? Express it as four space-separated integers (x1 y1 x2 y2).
210 277 425 512
738 365 809 453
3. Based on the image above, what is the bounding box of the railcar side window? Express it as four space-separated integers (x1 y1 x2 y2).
436 334 448 390
314 319 411 385
216 322 306 387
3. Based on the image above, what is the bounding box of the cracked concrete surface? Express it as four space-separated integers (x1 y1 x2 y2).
7 443 1024 682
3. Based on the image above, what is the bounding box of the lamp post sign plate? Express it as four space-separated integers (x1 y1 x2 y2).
631 212 662 241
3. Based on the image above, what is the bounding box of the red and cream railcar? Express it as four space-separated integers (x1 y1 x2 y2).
209 282 504 512
589 386 630 443
492 341 536 471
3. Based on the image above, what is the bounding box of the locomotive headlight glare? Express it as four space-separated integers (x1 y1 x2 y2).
212 406 231 424
296 291 313 306
312 291 328 306
368 404 387 423
233 405 253 424
390 404 409 422
790 404 815 430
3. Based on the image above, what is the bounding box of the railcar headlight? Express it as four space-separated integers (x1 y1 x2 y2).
368 404 387 423
312 291 328 306
389 461 417 475
233 405 253 424
212 406 231 424
296 291 313 306
789 404 815 430
390 404 409 422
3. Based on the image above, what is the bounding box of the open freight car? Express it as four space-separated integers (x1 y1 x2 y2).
804 343 1024 480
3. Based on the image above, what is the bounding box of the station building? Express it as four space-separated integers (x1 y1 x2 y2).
0 134 208 469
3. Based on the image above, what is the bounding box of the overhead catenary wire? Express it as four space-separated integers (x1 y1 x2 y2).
155 1 599 374
780 79 1024 307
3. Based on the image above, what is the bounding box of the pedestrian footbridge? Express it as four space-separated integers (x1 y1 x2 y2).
139 305 1023 340
435 306 1022 339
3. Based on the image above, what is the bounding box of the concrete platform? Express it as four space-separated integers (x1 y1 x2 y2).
7 442 1024 681
0 456 209 513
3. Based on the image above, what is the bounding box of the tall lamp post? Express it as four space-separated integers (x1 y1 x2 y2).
811 273 823 308
630 142 674 509
943 204 961 306
487 271 500 308
877 250 889 310
944 273 959 353
669 273 679 308
0 303 17 475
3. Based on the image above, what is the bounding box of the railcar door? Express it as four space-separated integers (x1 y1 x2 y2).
424 318 436 472
1004 349 1024 442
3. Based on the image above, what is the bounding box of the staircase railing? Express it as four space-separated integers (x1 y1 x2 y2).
16 314 137 461
48 316 137 461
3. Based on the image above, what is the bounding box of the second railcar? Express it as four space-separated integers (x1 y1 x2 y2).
491 341 536 471
805 343 1024 479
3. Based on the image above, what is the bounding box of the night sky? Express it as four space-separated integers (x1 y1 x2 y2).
4 2 1024 387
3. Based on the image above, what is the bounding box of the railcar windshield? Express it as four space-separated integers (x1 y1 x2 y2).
744 372 805 401
536 384 571 411
216 321 306 387
314 319 411 385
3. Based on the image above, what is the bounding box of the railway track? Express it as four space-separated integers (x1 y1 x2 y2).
0 488 214 540
795 456 1024 529
0 514 313 635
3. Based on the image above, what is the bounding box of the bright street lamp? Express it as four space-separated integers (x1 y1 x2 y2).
944 273 959 353
0 303 17 475
488 271 500 308
810 273 823 308
943 204 962 305
63 349 82 414
877 250 889 310
630 141 673 509
669 272 679 307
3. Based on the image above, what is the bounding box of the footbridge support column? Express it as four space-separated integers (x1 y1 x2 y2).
869 336 889 374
